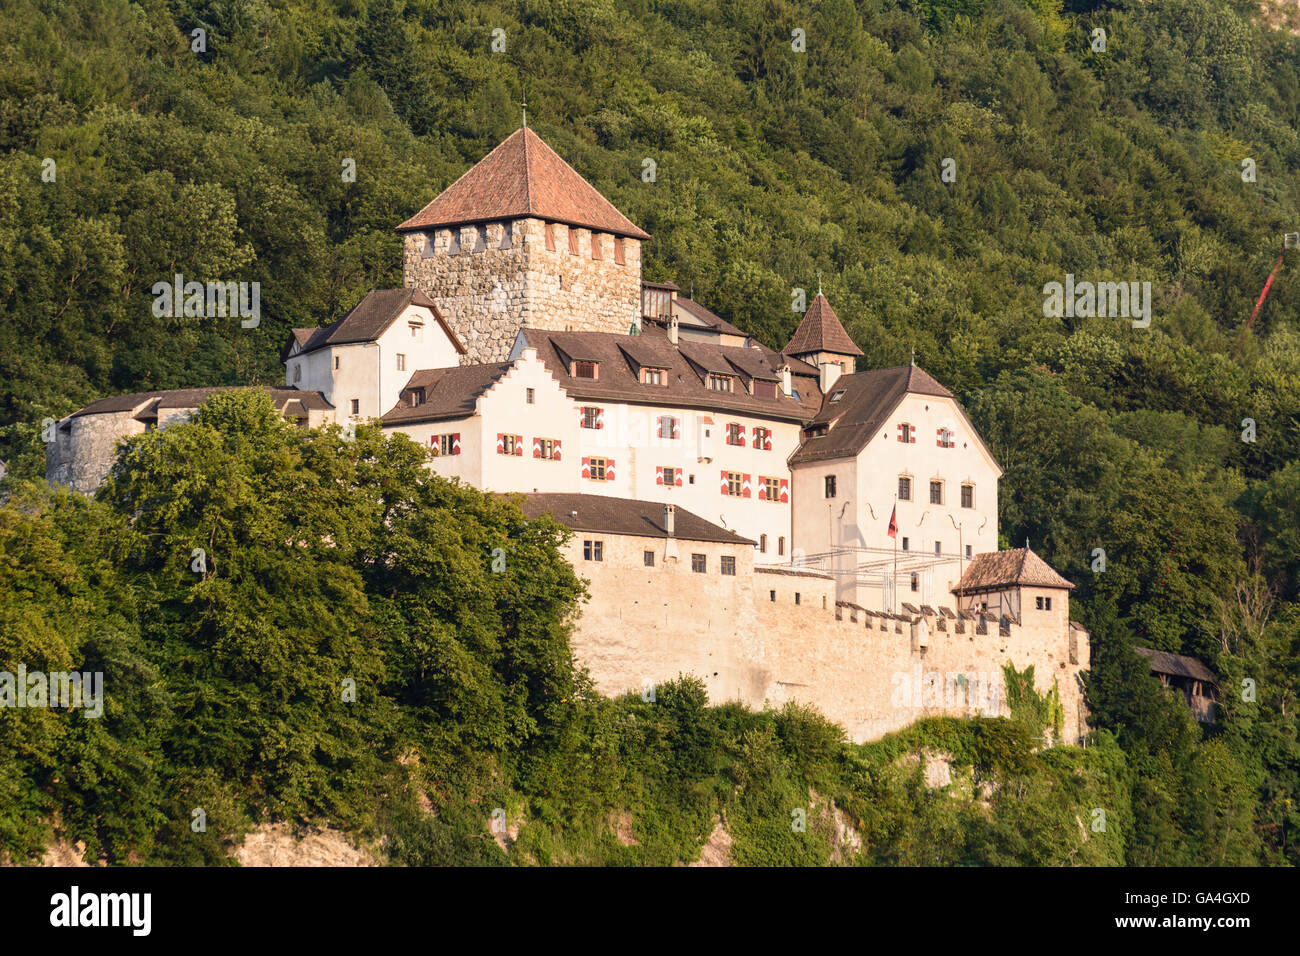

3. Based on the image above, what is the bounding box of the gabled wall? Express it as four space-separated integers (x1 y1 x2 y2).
285 303 461 420
791 390 1001 607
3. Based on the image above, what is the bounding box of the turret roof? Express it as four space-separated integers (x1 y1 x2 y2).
784 294 863 357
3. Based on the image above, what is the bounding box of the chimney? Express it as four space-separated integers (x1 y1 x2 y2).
668 316 679 346
664 503 675 537
820 361 841 392
780 364 792 396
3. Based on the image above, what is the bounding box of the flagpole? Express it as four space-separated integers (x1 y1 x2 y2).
892 494 897 613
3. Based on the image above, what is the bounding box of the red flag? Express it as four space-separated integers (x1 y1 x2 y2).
887 505 898 539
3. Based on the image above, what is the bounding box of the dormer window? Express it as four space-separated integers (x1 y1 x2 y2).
753 380 778 399
641 367 667 385
708 374 733 392
573 360 598 379
409 389 424 408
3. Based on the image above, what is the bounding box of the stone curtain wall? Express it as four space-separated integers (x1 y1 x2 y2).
48 405 336 495
567 547 1090 745
760 591 1089 745
46 411 146 494
402 217 642 363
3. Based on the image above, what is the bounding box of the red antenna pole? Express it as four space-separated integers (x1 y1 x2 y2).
1234 246 1289 358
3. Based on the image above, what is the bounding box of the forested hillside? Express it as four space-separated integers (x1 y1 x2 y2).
1 0 1298 864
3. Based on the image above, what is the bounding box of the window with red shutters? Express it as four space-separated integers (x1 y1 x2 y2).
431 433 461 457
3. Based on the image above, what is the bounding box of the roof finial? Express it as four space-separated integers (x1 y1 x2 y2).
816 270 823 297
1025 536 1029 550
521 92 527 129
910 346 915 366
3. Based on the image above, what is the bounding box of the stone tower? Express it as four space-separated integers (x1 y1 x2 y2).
397 127 649 363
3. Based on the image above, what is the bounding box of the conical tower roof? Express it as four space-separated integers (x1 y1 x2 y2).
784 294 863 357
397 127 650 239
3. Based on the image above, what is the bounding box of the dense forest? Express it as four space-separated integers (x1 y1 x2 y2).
0 0 1297 864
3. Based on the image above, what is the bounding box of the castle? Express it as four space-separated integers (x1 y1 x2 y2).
47 125 1090 744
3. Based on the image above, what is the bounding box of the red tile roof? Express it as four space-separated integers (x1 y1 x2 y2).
68 386 333 420
788 364 954 465
519 325 823 421
672 297 749 338
284 288 464 362
784 294 863 357
396 128 650 240
953 548 1075 593
380 363 514 424
513 492 754 545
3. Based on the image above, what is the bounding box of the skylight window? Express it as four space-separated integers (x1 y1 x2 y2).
830 388 846 402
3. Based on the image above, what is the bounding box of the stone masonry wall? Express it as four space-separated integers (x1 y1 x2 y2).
46 411 147 494
48 405 335 495
565 540 1089 745
402 217 642 363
